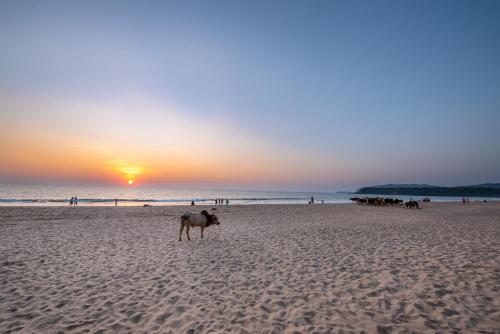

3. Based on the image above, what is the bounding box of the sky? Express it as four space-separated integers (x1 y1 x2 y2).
0 0 499 191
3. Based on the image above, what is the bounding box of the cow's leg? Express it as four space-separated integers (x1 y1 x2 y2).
179 223 184 241
201 226 204 239
186 224 191 241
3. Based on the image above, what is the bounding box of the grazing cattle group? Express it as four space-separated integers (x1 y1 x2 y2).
350 197 420 209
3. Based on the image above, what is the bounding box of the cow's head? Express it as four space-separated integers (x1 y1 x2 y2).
211 214 220 225
202 210 220 226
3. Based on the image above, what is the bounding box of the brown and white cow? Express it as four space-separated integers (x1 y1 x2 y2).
179 210 220 241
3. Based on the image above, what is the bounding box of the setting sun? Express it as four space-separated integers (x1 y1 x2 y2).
108 161 144 185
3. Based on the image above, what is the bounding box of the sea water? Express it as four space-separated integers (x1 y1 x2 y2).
0 184 497 206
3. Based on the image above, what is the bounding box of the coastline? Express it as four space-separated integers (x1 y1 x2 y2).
1 198 498 207
3 184 499 207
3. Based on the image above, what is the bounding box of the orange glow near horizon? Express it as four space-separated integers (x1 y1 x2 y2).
0 96 336 188
0 125 331 187
113 164 144 185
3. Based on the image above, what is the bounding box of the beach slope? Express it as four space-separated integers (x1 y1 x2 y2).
1 203 499 333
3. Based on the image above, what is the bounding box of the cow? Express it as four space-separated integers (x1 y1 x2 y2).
367 197 384 206
384 198 403 206
179 210 220 241
384 198 394 206
405 200 420 209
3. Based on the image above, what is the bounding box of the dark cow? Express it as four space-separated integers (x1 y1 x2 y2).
405 200 420 209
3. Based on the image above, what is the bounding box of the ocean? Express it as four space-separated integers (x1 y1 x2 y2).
0 184 498 206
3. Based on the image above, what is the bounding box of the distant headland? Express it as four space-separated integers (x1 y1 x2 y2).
356 183 500 197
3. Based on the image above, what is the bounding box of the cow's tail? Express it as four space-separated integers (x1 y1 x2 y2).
181 214 188 224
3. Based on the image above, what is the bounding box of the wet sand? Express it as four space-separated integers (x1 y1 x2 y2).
1 202 499 333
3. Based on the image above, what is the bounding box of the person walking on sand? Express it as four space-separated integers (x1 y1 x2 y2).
115 198 118 206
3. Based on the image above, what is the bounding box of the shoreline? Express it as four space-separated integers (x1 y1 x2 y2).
1 198 499 207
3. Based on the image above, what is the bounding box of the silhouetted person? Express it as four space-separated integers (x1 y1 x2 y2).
226 199 229 206
191 200 195 206
74 196 78 206
463 197 466 204
115 198 118 206
69 197 74 206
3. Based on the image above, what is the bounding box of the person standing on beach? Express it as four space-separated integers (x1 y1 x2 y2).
191 200 195 205
115 198 118 206
69 197 74 206
74 196 78 206
226 199 229 206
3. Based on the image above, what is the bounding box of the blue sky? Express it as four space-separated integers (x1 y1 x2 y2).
1 0 499 190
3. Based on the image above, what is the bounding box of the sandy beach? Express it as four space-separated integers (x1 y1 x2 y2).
1 202 499 333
